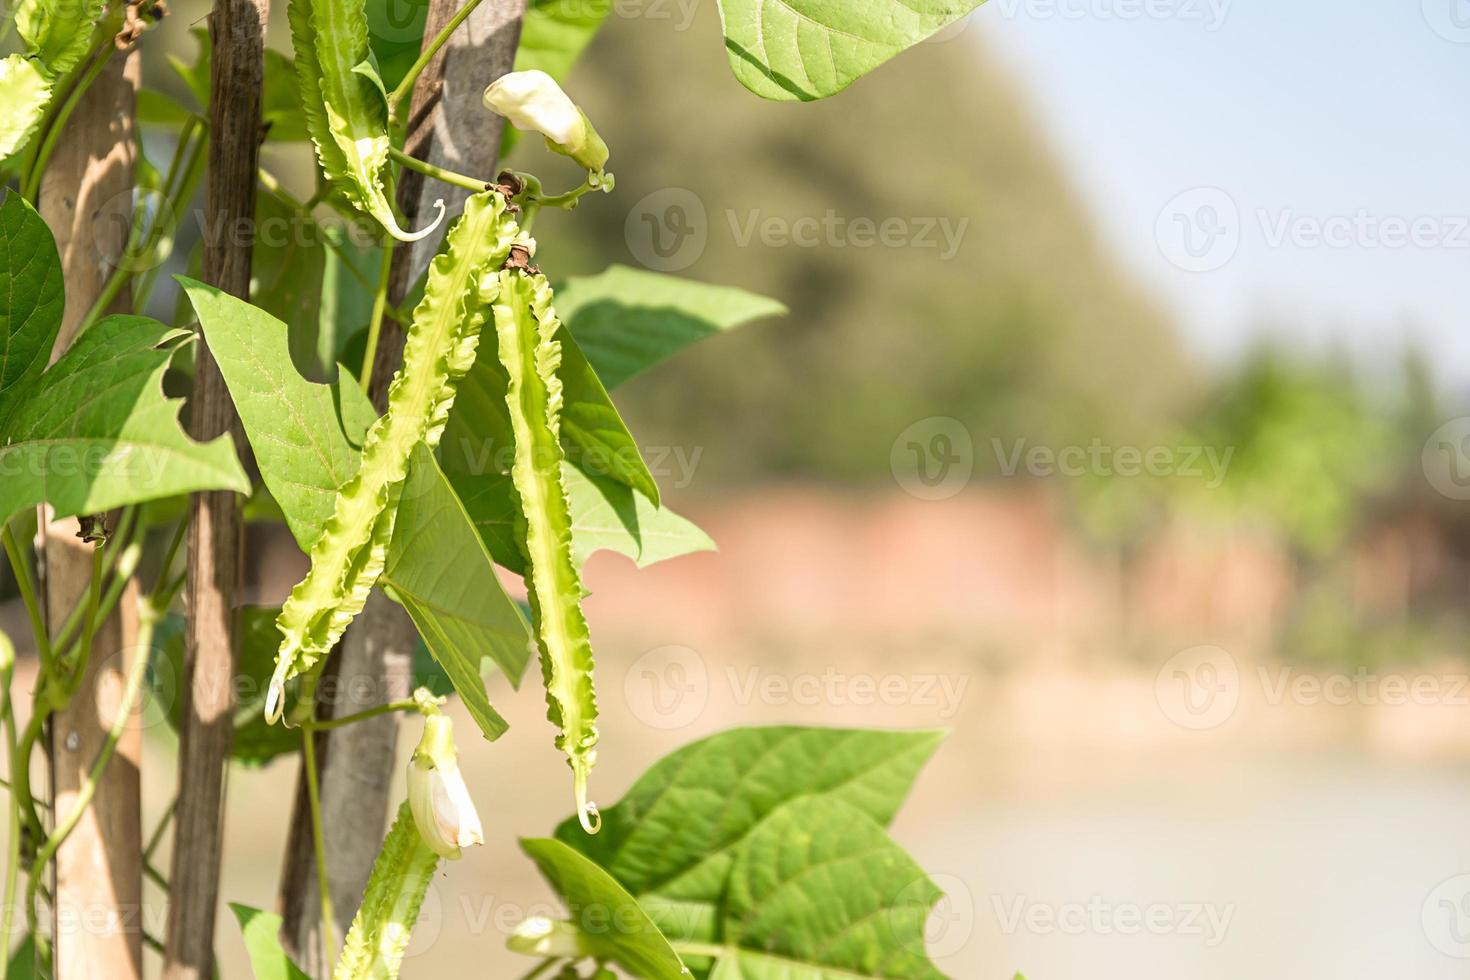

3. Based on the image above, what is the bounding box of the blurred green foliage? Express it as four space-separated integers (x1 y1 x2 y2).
524 7 1192 486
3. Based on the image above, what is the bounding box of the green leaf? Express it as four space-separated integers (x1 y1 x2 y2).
0 316 250 526
717 0 984 101
382 443 531 741
454 463 713 575
15 0 104 75
137 90 194 127
515 0 613 82
445 315 661 506
334 802 440 980
315 230 382 376
264 48 313 142
492 270 600 827
182 277 378 553
519 838 687 980
365 0 428 94
271 192 526 709
556 727 945 945
249 193 330 377
188 271 533 738
0 56 53 164
290 0 431 240
6 933 35 980
0 191 64 417
230 904 312 980
557 265 786 389
715 797 945 979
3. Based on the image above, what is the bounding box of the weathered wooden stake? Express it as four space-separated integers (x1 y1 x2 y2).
162 0 269 973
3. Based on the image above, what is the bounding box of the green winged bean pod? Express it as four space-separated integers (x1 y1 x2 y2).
491 269 602 834
267 191 530 721
331 802 439 980
287 0 442 241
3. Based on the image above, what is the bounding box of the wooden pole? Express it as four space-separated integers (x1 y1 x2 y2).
36 46 144 980
161 0 269 973
276 0 525 970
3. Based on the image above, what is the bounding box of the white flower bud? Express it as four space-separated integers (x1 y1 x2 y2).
483 70 609 172
407 714 484 860
506 917 588 959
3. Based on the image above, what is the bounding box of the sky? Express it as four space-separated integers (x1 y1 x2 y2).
954 0 1470 389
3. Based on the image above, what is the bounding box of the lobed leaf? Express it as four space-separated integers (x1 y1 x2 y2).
0 316 250 526
332 802 440 980
492 269 601 830
269 191 527 716
182 277 378 552
717 0 985 102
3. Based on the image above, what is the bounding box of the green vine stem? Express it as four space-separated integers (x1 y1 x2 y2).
26 596 157 973
359 241 396 391
303 725 337 965
388 147 488 194
304 696 426 733
1 526 52 670
0 631 17 980
54 513 150 683
515 958 566 980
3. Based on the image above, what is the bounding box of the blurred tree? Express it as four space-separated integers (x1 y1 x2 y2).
1174 345 1396 558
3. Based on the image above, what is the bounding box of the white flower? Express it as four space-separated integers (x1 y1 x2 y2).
407 714 484 859
507 917 587 959
484 70 583 145
483 70 609 172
